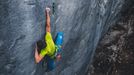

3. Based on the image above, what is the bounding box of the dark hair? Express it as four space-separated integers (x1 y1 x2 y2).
37 40 47 53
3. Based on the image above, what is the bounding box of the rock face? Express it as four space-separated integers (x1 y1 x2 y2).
0 0 133 75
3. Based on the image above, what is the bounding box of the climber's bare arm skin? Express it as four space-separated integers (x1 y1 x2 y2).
35 7 51 63
46 7 51 32
35 44 43 63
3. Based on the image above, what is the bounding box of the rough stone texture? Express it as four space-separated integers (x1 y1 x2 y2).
89 7 134 75
0 0 133 75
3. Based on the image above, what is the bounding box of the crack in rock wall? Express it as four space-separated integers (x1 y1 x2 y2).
0 0 132 75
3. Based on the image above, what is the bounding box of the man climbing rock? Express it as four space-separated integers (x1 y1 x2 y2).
34 7 63 71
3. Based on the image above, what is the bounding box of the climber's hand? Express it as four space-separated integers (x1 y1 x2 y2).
45 7 50 13
56 54 61 61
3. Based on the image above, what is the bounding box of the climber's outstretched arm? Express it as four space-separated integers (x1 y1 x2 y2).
46 7 51 32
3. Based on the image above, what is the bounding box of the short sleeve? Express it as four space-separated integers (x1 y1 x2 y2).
40 48 47 57
45 32 52 41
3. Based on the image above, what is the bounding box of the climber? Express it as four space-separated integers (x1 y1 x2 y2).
34 7 63 70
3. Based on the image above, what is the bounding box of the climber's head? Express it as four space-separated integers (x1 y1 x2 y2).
37 40 47 52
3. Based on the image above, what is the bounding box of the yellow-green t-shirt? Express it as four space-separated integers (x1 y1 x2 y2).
40 32 55 57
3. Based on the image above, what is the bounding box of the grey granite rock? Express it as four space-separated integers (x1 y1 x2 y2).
0 0 133 75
